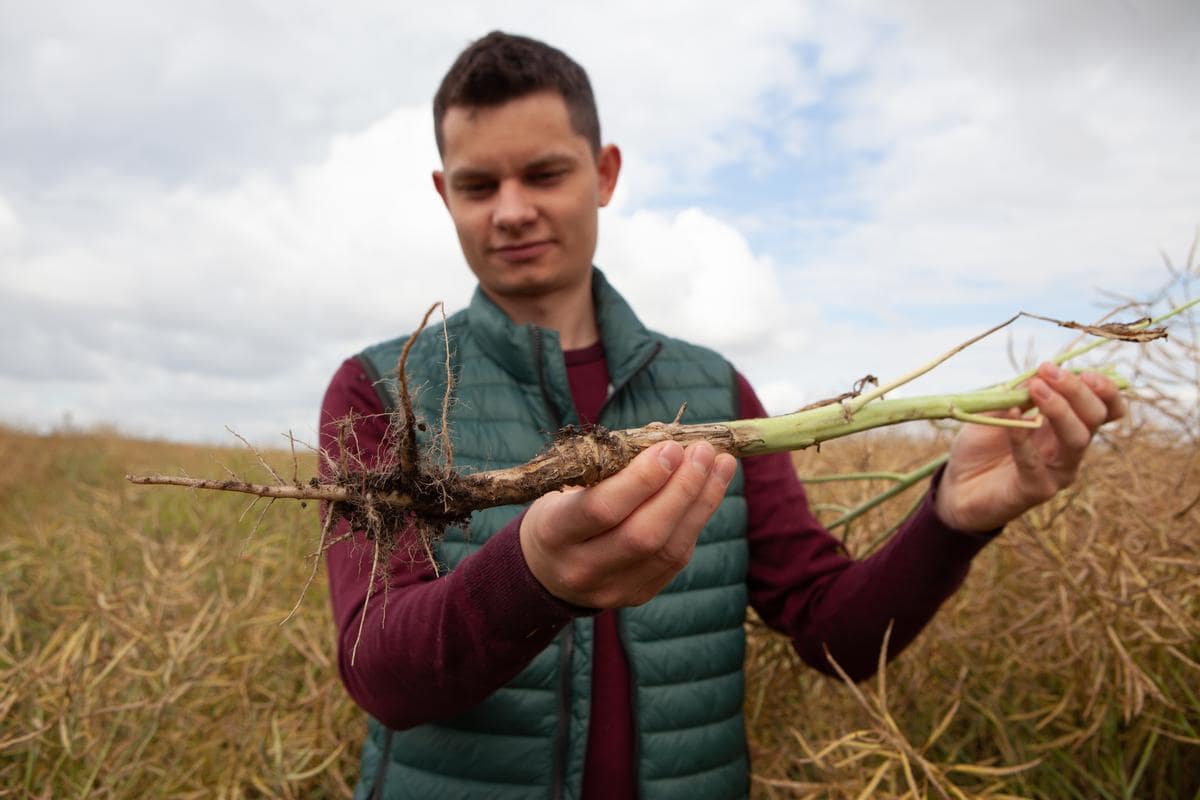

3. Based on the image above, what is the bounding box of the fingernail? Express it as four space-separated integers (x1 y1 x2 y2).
1031 380 1050 400
657 441 684 472
1044 363 1062 380
689 443 715 474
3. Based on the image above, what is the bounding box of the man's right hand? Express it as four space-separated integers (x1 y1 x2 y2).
519 440 737 608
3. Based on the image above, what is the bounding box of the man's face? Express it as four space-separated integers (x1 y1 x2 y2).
433 91 620 307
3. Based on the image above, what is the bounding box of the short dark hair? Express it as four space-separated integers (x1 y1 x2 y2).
433 31 601 156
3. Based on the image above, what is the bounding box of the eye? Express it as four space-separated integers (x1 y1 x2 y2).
528 169 566 185
455 179 496 197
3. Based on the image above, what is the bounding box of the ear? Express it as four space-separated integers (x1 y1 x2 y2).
432 170 449 208
595 144 622 207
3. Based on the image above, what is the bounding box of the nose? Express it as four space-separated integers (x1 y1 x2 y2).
492 179 537 232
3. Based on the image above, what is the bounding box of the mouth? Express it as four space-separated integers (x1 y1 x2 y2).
490 240 553 262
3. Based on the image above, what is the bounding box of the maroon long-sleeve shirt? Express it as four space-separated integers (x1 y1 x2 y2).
321 341 996 798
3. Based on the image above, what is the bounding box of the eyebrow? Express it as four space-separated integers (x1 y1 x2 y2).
525 154 578 172
447 152 580 184
447 167 493 184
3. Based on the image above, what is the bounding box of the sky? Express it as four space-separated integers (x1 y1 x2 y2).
2 0 1198 446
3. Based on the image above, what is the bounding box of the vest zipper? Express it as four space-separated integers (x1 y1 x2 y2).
595 342 663 422
551 626 573 800
616 609 642 798
598 341 660 799
537 330 662 799
355 352 398 413
532 325 574 800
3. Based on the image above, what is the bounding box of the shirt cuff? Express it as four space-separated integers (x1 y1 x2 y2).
916 464 1004 550
466 511 599 636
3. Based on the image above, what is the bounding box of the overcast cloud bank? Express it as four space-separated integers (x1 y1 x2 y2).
1 1 1197 443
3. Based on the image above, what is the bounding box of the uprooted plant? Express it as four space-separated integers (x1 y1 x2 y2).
128 301 1190 558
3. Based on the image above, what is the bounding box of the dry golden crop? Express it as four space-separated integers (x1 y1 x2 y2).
0 429 358 798
747 427 1200 799
2 415 1197 798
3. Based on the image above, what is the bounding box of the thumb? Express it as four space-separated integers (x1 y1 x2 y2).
538 440 685 542
1005 410 1042 475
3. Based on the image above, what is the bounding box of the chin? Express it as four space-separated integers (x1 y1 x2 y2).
486 267 569 295
472 256 591 300
493 278 564 300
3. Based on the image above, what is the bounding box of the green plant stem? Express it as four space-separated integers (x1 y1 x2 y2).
1004 297 1200 389
860 491 928 556
801 471 910 484
819 455 948 532
785 302 1197 548
726 384 1046 457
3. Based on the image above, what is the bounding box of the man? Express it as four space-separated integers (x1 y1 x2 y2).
320 32 1123 800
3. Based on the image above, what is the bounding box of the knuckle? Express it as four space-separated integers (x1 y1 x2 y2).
620 528 662 560
558 562 596 597
674 452 713 494
1040 390 1067 414
665 467 706 502
1058 370 1082 392
680 487 724 530
699 482 726 514
579 492 623 530
655 540 694 572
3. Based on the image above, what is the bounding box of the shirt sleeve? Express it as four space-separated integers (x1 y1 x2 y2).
737 372 998 681
320 357 579 730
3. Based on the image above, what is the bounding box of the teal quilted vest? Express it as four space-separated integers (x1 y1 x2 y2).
352 270 750 800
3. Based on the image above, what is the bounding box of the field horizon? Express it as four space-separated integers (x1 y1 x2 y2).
2 420 1197 798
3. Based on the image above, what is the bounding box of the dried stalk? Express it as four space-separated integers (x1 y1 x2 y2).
126 301 1190 546
127 375 1124 533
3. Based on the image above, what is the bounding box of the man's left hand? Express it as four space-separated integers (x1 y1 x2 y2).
935 362 1125 533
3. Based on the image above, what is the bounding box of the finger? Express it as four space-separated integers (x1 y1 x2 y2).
562 443 721 607
604 442 720 565
655 452 737 568
1003 408 1042 473
551 440 686 542
621 453 739 605
1080 371 1127 423
1038 363 1110 431
1028 376 1093 456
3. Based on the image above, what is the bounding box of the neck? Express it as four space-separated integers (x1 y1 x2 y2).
486 276 600 350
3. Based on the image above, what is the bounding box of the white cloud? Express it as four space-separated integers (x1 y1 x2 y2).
0 104 814 441
0 106 473 441
2 0 1198 442
0 0 821 193
600 208 804 352
0 193 19 252
796 1 1200 313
